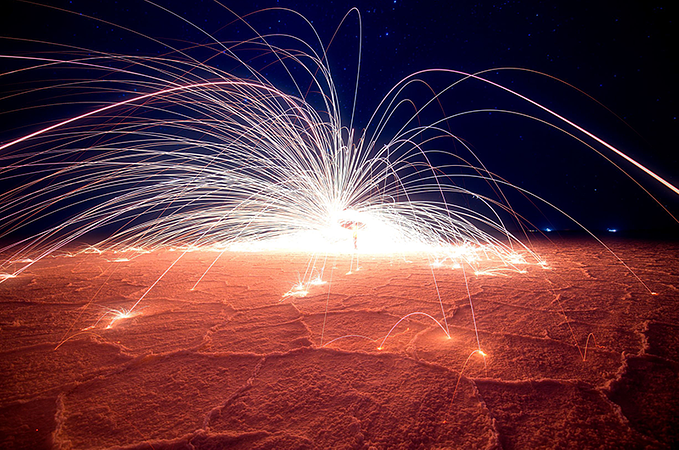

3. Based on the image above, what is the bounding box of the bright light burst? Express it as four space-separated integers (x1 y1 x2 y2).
0 6 672 361
0 7 557 276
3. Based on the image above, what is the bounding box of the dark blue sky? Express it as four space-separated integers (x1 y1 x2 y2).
0 0 677 233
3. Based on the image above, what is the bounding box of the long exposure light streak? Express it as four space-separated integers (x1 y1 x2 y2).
0 5 668 376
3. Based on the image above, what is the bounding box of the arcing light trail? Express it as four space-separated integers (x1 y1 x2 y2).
0 7 668 369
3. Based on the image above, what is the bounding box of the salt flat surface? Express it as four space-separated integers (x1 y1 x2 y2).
0 238 677 449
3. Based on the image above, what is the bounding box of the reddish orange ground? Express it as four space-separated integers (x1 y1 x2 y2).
1 237 677 449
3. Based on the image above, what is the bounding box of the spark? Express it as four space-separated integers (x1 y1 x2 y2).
452 349 488 403
104 308 136 329
309 276 327 286
10 258 33 264
282 283 309 299
378 312 451 350
431 259 444 268
79 306 140 331
0 273 17 282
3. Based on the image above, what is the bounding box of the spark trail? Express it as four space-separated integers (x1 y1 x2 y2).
0 5 669 364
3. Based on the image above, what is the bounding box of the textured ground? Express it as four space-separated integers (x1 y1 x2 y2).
1 237 678 449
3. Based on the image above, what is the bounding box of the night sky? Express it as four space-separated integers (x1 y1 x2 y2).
1 0 677 234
